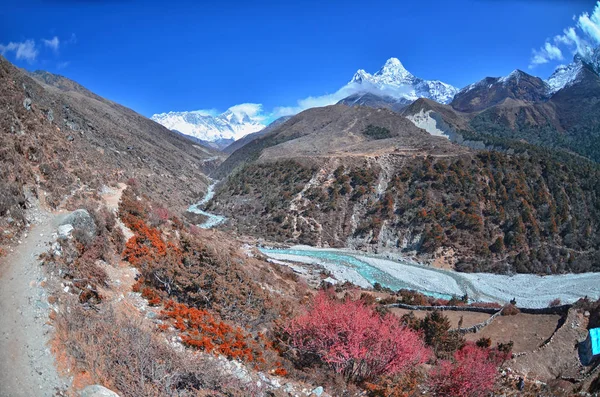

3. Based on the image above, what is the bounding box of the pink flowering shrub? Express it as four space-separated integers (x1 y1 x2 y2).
428 343 506 397
286 291 431 383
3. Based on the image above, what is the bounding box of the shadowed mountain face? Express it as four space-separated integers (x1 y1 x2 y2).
222 116 292 154
389 58 600 164
0 56 223 237
451 70 550 113
337 92 412 113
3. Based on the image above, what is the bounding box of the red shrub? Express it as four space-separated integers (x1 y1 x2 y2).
428 343 502 397
153 207 169 221
161 300 263 363
286 291 431 383
141 287 161 306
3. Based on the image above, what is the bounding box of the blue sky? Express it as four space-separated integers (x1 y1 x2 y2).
1 0 598 120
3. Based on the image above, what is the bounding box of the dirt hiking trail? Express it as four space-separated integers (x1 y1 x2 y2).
0 201 70 396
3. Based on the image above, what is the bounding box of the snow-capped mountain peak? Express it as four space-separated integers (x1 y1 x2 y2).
375 57 414 82
351 69 370 83
545 46 600 94
499 69 525 85
151 106 266 143
546 61 583 94
347 57 458 104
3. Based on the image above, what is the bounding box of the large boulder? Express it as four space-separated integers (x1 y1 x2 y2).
79 385 121 397
60 209 96 240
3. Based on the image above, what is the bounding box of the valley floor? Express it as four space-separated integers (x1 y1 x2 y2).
261 245 600 308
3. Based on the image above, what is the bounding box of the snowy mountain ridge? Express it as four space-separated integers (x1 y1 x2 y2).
151 107 266 143
546 47 600 93
347 57 459 104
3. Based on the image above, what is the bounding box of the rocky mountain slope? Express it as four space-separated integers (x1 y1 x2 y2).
222 116 291 154
337 92 413 112
151 107 266 147
388 55 600 165
211 104 461 178
0 56 223 243
451 70 550 113
210 103 600 274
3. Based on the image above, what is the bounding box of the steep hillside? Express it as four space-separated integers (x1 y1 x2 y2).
222 116 291 154
210 103 600 274
451 70 550 113
337 92 412 112
0 56 221 241
212 104 461 178
443 60 600 162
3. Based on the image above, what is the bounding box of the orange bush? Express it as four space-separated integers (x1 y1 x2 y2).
161 300 262 363
131 276 144 293
141 287 161 306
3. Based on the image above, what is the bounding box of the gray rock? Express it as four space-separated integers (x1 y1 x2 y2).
79 385 121 397
67 135 74 142
57 224 74 239
312 386 324 396
60 209 96 240
51 242 62 256
23 98 32 111
65 120 79 131
46 109 54 122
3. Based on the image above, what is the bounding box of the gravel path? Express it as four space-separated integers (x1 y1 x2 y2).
0 205 70 397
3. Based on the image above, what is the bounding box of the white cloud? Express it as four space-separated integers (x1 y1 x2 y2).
530 42 564 67
43 36 60 51
228 103 264 119
529 1 600 68
273 88 351 117
271 77 416 118
578 2 600 44
190 109 219 117
0 39 38 62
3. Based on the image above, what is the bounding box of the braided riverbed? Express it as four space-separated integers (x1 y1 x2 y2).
260 245 600 308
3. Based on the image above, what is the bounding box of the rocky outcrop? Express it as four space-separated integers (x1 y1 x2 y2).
79 385 121 397
60 209 96 240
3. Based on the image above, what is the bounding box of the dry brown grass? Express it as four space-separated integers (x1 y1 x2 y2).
53 297 246 397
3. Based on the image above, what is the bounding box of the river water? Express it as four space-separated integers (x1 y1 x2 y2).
260 245 600 308
191 187 600 308
187 181 226 229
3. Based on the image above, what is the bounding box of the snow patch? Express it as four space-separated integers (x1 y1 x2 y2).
547 61 583 94
406 108 450 139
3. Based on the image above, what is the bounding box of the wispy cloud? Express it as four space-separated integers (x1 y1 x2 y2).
0 39 38 62
271 77 414 118
43 36 60 52
529 1 600 68
578 3 600 44
530 42 564 66
228 103 266 121
189 109 219 117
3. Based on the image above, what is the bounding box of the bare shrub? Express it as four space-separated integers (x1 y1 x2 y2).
53 299 248 396
501 304 520 316
549 298 562 307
